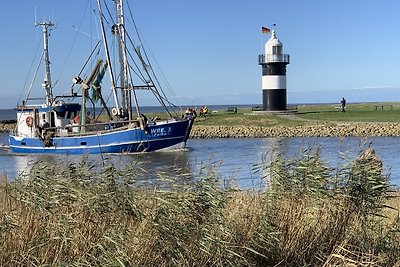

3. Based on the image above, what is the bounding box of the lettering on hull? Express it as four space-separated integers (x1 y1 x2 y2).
150 127 172 137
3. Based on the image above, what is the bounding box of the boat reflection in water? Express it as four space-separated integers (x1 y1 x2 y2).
2 137 400 188
256 137 284 186
0 152 33 178
7 148 193 187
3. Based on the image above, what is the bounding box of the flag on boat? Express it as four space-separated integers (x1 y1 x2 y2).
262 26 271 34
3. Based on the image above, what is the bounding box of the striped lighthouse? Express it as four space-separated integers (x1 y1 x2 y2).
258 30 290 111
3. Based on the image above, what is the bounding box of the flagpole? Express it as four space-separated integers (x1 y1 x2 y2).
261 26 271 55
260 27 263 55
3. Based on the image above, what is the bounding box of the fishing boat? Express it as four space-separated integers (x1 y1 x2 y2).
9 0 194 154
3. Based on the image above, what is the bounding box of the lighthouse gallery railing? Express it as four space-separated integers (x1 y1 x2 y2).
258 54 290 64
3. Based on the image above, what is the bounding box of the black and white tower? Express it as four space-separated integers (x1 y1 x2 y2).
258 30 290 111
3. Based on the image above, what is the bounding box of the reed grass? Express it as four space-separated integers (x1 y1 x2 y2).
0 148 399 266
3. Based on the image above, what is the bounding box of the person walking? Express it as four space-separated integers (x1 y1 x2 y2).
341 97 346 112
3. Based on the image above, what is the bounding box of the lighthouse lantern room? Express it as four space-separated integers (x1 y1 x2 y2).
258 30 290 111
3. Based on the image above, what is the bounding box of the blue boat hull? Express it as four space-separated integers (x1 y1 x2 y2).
9 119 193 154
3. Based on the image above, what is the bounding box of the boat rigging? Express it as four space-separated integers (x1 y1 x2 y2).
9 0 195 154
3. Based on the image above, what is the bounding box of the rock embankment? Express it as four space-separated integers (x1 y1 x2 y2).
190 123 400 138
0 122 14 133
3 122 400 138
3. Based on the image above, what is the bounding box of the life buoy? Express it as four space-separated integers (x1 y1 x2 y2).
73 115 80 124
26 116 33 127
112 107 118 116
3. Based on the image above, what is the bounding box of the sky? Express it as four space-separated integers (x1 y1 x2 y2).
1 0 400 108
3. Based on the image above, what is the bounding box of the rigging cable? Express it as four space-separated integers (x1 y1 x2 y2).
70 41 102 88
126 39 153 85
53 0 92 95
25 52 45 104
123 23 176 116
102 0 148 116
17 35 43 106
126 1 181 114
97 0 121 114
102 0 116 28
124 33 173 117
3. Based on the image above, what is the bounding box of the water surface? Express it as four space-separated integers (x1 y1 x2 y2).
1 133 399 188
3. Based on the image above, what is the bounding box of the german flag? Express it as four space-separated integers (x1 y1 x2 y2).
262 26 271 34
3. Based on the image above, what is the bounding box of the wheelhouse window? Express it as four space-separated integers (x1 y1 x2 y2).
56 111 66 119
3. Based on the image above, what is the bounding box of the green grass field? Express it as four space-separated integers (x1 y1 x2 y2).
192 102 400 127
296 102 400 122
81 102 400 131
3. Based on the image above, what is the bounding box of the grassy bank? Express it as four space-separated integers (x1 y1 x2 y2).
0 148 399 266
194 102 400 127
2 102 400 134
296 102 400 122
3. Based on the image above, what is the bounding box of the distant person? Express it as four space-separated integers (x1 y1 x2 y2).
341 97 346 112
200 106 207 117
185 108 197 119
42 120 50 129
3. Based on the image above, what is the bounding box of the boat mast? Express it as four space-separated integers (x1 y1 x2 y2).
115 0 128 119
115 0 139 120
96 0 121 116
35 21 55 106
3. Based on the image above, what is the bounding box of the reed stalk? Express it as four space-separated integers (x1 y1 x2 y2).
0 147 399 266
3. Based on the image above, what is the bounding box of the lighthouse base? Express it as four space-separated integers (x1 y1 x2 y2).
262 89 287 111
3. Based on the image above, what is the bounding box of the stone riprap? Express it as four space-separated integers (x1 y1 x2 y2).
2 122 400 138
190 123 400 138
0 123 14 133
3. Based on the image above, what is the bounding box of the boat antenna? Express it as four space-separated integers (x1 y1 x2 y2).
35 20 55 106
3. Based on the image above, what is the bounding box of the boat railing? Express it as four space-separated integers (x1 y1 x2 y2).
46 119 142 137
